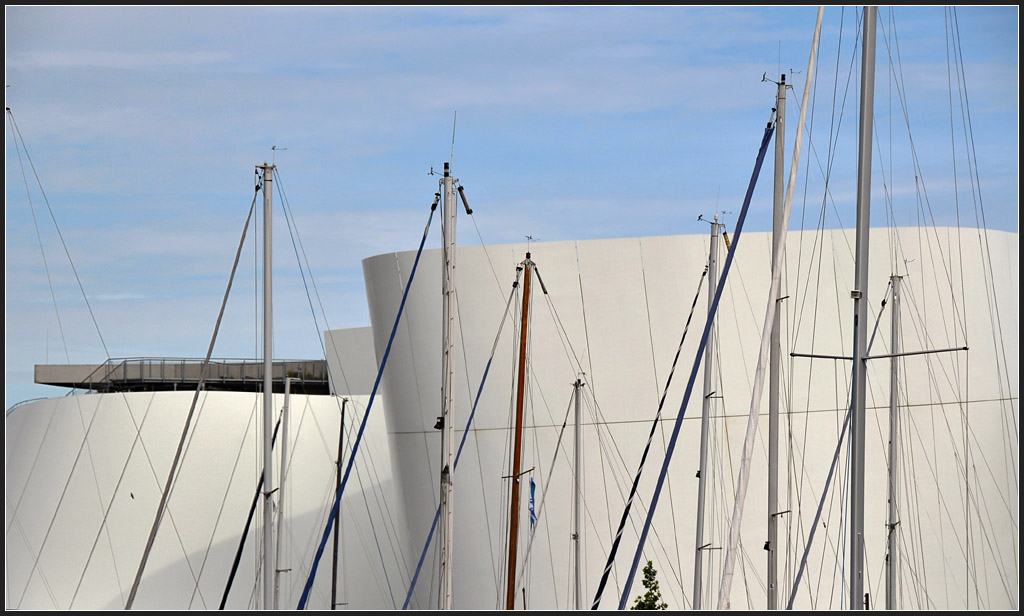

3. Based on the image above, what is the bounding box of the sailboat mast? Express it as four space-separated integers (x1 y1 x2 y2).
573 375 584 610
258 162 276 611
886 275 902 609
439 162 457 610
850 6 877 611
274 377 291 609
332 397 346 609
505 254 533 610
768 72 786 612
693 215 720 609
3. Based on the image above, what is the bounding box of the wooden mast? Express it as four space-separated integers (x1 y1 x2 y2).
505 253 533 610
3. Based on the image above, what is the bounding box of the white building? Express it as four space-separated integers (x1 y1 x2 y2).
5 227 1018 610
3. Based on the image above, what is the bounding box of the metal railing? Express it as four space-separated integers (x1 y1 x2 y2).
77 357 329 392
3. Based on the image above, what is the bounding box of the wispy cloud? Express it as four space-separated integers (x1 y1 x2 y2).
7 49 231 71
5 6 1018 408
91 292 147 301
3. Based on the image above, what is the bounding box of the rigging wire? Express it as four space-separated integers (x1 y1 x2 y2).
12 105 247 609
589 258 709 609
188 398 258 608
454 289 502 592
4 112 75 531
545 247 705 606
638 240 686 588
297 201 436 609
787 285 891 608
400 268 522 609
124 187 260 609
274 171 412 602
5 109 110 357
512 389 576 594
353 462 398 609
65 392 162 608
569 243 626 598
611 121 776 611
782 8 999 605
5 495 61 608
948 7 1018 441
952 8 1017 603
6 110 141 609
890 307 1017 604
940 13 973 600
218 406 283 608
287 421 359 608
719 14 824 606
896 276 1015 603
495 277 522 609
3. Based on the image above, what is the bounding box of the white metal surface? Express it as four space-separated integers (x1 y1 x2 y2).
5 228 1017 611
5 391 403 610
361 228 1017 610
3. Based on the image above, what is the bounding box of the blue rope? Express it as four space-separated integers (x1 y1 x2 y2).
401 273 521 609
615 123 775 610
297 205 435 609
402 508 441 610
589 264 708 609
400 358 492 609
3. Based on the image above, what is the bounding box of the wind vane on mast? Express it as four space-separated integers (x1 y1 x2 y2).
271 145 286 165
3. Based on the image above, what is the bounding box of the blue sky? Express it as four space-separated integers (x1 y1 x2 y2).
5 6 1018 407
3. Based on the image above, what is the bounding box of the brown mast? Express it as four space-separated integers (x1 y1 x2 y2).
505 253 533 610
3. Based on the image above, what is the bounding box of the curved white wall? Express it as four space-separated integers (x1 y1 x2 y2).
362 228 1018 610
5 390 405 610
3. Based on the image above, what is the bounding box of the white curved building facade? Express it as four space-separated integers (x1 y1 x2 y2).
5 227 1018 610
5 389 409 610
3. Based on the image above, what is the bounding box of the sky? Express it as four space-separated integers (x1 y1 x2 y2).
4 6 1019 408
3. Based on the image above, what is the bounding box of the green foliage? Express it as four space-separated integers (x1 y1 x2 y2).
630 560 668 610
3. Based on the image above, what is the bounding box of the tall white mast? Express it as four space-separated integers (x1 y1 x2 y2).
886 275 902 609
693 215 720 608
768 72 786 612
438 161 457 610
716 8 822 607
258 162 276 611
850 6 877 610
573 376 584 610
274 377 291 609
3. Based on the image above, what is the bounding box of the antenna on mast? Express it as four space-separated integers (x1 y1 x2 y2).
271 145 287 165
